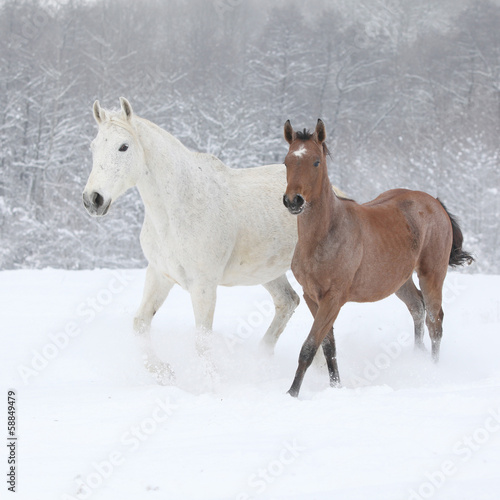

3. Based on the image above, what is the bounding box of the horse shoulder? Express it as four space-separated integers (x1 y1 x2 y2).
194 152 230 173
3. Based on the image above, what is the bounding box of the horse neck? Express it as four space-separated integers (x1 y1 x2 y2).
134 118 197 210
297 166 341 243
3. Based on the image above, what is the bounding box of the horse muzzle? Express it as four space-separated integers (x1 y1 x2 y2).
283 193 305 215
83 190 111 217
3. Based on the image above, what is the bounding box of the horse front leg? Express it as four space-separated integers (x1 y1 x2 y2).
134 266 175 384
189 284 218 355
134 265 174 333
288 295 342 397
302 293 340 385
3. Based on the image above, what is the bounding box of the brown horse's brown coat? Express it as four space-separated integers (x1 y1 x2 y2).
283 119 472 397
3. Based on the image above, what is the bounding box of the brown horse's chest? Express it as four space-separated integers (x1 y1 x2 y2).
291 230 360 302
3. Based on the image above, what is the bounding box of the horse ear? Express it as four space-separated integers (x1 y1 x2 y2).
120 97 133 121
315 119 326 144
93 100 106 124
284 120 294 144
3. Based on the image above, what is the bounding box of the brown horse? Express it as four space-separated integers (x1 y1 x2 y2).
282 119 474 397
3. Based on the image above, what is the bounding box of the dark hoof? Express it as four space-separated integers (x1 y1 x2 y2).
414 342 427 352
431 341 441 363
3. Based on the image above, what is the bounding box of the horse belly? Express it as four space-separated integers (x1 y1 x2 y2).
346 203 422 302
221 235 295 286
349 254 416 303
349 275 409 303
140 223 215 290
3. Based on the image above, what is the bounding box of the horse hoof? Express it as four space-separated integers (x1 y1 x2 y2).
154 365 176 386
133 317 151 334
195 328 213 356
414 342 427 352
258 339 275 357
143 356 175 385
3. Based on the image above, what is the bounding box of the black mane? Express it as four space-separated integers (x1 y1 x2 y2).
294 128 330 157
295 128 314 141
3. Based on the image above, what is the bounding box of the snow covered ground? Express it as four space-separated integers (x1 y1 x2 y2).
2 268 500 500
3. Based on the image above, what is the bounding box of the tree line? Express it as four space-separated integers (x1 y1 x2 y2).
0 0 498 272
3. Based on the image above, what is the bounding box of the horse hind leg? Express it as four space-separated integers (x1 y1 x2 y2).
427 306 444 362
395 276 426 352
260 275 300 353
321 329 341 387
417 272 446 362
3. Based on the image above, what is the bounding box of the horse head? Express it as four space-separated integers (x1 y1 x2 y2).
83 97 146 217
282 119 329 215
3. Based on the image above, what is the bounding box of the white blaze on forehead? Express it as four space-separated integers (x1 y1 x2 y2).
293 145 307 158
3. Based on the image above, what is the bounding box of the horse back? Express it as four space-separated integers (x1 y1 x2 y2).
361 189 452 251
347 189 452 300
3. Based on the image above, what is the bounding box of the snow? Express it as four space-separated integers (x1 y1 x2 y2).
2 269 500 500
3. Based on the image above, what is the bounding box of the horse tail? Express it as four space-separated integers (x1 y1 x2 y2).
438 199 475 268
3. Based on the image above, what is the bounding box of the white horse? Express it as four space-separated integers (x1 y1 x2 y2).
83 97 302 383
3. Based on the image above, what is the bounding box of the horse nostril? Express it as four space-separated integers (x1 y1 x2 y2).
283 194 290 208
294 194 305 208
91 191 104 209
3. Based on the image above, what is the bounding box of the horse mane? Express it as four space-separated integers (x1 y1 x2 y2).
295 128 313 141
100 108 228 172
100 106 139 138
295 128 330 157
102 109 179 152
109 117 136 133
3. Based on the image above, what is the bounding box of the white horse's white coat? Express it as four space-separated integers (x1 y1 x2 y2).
83 98 300 382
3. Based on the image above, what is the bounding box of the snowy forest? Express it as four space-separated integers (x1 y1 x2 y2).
0 0 498 272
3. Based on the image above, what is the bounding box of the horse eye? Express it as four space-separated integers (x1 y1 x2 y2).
313 160 320 167
119 143 129 152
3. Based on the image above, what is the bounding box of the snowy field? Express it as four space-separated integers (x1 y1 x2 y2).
2 268 500 500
